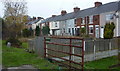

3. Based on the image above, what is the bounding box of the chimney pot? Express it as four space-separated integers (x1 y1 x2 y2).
33 17 36 20
95 2 102 7
52 15 56 17
61 10 67 15
37 17 41 19
74 7 80 12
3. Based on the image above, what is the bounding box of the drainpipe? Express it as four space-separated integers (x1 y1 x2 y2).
115 1 120 37
116 12 119 37
86 17 88 35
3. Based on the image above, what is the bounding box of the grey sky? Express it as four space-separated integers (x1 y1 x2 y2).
0 0 117 18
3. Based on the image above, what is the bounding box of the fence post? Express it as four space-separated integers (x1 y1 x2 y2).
84 40 85 51
93 40 96 60
72 47 75 61
118 38 120 63
109 39 111 56
69 38 72 69
82 39 85 71
44 37 46 58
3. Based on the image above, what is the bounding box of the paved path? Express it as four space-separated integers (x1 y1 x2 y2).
3 65 40 71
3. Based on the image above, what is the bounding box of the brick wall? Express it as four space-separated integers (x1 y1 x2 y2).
93 15 100 25
77 15 100 37
76 18 81 27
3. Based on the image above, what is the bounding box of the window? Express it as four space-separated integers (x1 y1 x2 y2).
55 22 57 27
106 14 113 21
72 28 74 35
68 28 71 33
76 28 80 36
63 28 65 33
68 28 71 35
89 26 93 34
82 18 85 24
74 19 77 24
89 16 93 24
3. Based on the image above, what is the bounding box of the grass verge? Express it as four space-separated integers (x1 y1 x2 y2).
2 40 59 69
84 56 120 69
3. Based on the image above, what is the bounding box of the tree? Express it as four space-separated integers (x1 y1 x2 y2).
0 18 2 39
2 0 28 38
22 28 30 37
104 22 115 39
35 26 40 36
22 28 33 37
42 26 50 36
29 27 34 37
80 27 86 37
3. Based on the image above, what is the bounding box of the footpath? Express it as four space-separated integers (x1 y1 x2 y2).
2 65 40 71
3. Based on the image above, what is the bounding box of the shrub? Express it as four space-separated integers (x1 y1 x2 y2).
80 27 86 37
42 26 50 35
35 26 40 36
6 37 22 48
22 29 30 37
22 28 33 37
104 22 115 39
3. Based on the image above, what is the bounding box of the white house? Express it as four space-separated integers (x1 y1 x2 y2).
27 17 44 30
40 1 120 38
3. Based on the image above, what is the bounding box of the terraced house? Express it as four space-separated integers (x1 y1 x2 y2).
40 1 120 38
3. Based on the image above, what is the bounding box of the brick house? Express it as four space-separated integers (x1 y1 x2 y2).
40 1 120 38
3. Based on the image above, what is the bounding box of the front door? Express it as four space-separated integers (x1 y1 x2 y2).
100 27 104 38
95 27 99 38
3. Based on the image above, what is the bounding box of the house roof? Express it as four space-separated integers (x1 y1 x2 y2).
76 1 119 18
118 1 120 11
27 19 41 25
41 1 120 23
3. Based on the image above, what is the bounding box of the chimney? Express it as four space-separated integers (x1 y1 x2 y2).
37 17 41 19
52 15 56 17
61 10 67 15
95 2 102 7
73 7 80 12
33 17 36 20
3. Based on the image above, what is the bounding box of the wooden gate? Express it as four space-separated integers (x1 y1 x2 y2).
44 36 84 70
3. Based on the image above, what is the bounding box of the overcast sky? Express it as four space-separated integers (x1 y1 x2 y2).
0 0 118 18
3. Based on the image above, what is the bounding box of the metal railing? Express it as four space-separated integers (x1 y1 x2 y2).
44 36 84 70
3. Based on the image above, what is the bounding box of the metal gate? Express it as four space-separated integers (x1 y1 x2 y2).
44 36 84 70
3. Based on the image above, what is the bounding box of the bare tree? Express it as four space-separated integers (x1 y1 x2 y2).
2 0 28 38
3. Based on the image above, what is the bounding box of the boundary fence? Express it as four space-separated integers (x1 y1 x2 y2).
44 36 84 70
28 37 120 69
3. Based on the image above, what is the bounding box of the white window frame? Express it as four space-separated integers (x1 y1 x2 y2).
81 26 85 28
81 17 85 24
74 19 77 24
89 25 93 34
106 14 113 21
89 15 93 24
55 22 57 27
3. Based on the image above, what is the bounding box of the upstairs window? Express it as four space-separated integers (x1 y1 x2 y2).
89 16 93 24
81 18 85 24
106 14 113 21
74 19 77 24
55 22 57 27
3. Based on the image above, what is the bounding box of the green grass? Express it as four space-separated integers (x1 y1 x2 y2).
22 42 28 48
2 40 59 69
84 56 120 69
0 40 2 64
2 40 120 69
